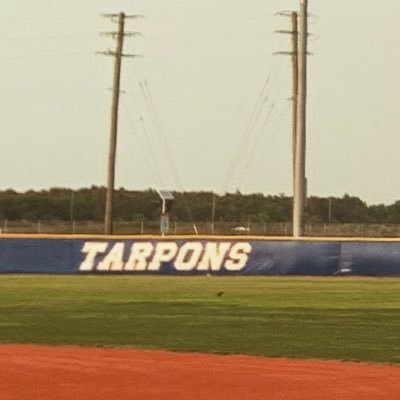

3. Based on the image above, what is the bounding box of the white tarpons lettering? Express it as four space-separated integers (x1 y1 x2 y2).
80 242 108 271
175 242 203 272
125 242 154 271
225 242 252 271
97 242 125 271
80 241 252 272
197 242 231 271
147 242 178 271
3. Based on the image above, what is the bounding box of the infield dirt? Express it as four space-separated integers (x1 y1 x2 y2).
1 345 400 400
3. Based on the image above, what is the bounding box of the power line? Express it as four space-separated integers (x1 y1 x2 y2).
0 33 98 41
138 115 166 188
138 79 197 232
240 101 291 192
222 51 293 194
139 80 182 189
119 96 165 188
238 102 277 187
0 14 97 22
0 52 93 61
222 74 271 193
229 59 291 192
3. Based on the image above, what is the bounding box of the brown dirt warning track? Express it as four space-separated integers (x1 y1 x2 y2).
1 345 400 400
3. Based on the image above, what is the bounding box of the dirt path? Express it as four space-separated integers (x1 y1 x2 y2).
1 345 399 400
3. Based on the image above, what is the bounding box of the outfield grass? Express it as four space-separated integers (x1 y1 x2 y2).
0 275 399 364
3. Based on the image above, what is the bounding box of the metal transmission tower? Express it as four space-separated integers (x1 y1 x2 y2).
274 11 299 208
293 0 308 237
99 12 142 235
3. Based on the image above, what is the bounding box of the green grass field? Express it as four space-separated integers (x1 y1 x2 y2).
0 275 399 364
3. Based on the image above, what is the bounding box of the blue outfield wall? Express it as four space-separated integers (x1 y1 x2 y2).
0 235 400 276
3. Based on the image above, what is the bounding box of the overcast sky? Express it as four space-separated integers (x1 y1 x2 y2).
1 1 399 204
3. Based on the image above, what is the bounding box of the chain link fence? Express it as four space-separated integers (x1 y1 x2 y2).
1 219 400 237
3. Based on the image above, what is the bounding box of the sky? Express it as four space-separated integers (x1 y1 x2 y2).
1 1 400 205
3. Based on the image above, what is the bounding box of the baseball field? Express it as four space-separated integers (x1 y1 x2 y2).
1 275 400 399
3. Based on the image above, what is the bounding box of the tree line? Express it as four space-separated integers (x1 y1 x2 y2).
0 186 399 224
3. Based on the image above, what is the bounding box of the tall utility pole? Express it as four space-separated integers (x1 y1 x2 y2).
100 12 141 235
293 0 308 237
290 12 299 193
274 12 299 201
105 12 124 235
